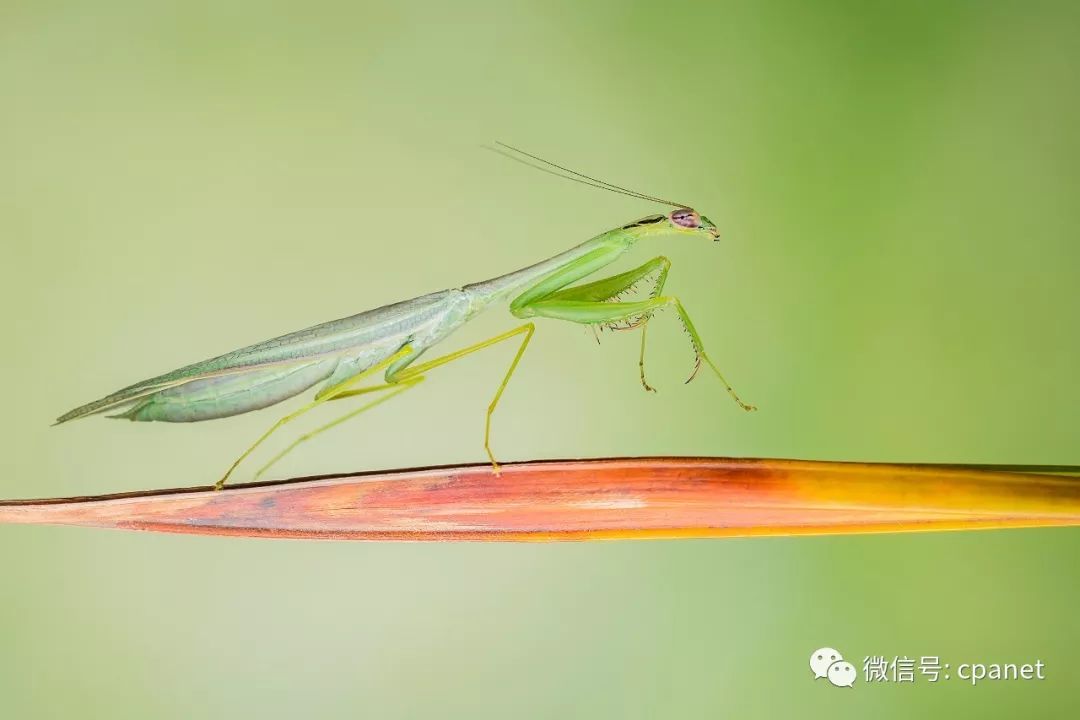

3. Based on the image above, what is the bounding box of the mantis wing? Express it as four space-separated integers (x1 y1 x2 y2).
55 356 347 424
54 291 455 424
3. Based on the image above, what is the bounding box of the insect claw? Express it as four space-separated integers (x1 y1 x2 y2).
684 354 703 384
486 442 503 475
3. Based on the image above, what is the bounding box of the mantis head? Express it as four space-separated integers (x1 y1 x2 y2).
669 207 720 240
624 208 720 241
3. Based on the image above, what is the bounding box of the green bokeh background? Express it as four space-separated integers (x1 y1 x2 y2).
2 1 1078 717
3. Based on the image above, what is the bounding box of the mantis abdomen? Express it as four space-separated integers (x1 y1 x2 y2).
115 358 342 422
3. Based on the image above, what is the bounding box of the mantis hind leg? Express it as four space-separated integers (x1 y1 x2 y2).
214 345 414 490
522 296 756 412
252 323 536 480
253 376 424 480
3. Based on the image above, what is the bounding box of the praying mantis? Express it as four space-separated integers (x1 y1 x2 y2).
55 143 756 489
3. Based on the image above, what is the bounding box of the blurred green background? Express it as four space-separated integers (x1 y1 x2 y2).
2 0 1078 717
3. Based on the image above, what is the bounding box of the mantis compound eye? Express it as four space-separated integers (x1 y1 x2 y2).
670 208 701 229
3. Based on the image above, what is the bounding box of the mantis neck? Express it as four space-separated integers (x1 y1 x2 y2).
463 228 636 310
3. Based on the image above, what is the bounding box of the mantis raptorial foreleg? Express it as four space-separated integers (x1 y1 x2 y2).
215 345 415 490
521 294 756 411
252 323 537 479
545 255 669 304
545 255 671 391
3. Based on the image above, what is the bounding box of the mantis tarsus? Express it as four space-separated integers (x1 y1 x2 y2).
55 143 756 489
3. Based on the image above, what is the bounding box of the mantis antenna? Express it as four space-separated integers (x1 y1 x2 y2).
488 141 689 208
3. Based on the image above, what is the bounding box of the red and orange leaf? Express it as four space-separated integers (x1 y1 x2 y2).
1 457 1078 541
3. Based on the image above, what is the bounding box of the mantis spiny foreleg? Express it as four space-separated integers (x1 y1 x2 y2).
520 293 755 411
545 256 671 391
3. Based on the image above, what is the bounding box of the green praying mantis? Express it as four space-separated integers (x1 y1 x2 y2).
55 143 756 489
